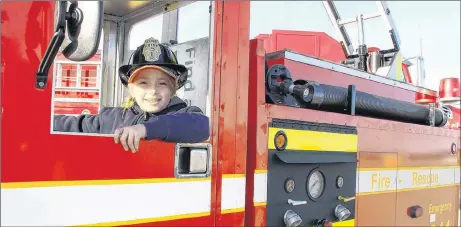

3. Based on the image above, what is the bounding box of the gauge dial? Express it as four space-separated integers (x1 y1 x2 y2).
307 170 325 199
285 178 295 193
336 176 344 188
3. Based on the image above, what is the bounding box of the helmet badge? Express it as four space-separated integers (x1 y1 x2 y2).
142 37 161 62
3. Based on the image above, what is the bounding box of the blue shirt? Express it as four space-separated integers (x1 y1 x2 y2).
53 96 210 143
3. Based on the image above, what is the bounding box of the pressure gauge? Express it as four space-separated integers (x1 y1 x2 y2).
285 178 295 193
336 176 344 188
307 170 325 200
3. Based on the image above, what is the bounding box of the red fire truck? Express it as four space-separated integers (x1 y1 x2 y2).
1 1 460 226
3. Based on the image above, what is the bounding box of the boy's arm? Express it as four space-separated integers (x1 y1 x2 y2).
53 111 103 133
143 106 210 143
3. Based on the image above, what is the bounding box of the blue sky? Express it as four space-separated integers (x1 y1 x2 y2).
127 1 460 91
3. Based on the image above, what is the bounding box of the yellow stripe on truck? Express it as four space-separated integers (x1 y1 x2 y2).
78 212 211 226
268 127 358 152
1 177 211 189
332 219 355 226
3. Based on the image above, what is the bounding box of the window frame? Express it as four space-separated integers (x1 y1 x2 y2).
54 60 102 90
121 0 214 119
50 0 215 137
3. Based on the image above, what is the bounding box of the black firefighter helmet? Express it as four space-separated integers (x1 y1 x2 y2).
118 37 188 89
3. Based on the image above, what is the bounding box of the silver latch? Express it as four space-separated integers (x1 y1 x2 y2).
288 199 307 206
189 148 208 173
174 143 212 178
428 103 435 126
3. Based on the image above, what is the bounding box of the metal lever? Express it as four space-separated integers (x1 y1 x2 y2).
288 199 307 206
337 196 356 203
174 143 212 178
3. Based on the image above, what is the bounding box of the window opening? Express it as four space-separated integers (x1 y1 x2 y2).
51 1 213 137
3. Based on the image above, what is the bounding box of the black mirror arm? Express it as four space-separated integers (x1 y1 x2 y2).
35 28 65 89
36 1 67 89
35 1 103 89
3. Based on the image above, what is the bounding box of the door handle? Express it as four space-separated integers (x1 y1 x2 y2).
337 196 356 203
288 199 307 206
174 143 212 178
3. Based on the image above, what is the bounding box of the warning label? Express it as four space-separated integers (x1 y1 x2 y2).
429 203 452 215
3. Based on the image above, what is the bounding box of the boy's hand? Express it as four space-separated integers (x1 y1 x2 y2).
114 124 147 153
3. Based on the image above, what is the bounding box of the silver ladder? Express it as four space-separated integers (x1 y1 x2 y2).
322 1 402 71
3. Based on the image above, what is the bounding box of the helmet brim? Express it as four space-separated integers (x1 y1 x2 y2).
119 63 188 89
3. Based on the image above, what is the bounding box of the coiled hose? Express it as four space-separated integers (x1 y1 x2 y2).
303 83 446 126
266 64 448 127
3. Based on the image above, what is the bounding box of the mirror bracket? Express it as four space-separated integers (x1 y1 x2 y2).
36 28 66 88
36 1 67 89
35 1 102 89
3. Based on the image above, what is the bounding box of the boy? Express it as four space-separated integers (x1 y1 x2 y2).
53 37 210 153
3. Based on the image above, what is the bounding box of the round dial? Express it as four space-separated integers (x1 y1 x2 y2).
307 170 325 199
284 178 295 193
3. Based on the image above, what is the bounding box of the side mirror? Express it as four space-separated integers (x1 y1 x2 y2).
36 1 103 89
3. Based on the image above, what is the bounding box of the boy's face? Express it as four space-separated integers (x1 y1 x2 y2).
128 68 175 113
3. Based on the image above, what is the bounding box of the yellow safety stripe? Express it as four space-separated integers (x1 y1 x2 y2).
268 127 358 152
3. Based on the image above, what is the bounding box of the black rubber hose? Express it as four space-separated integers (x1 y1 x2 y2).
304 83 446 126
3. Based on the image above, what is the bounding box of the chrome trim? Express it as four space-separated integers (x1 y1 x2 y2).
50 131 114 137
54 87 100 92
50 60 58 134
54 60 101 65
205 0 214 121
53 98 100 103
283 51 429 92
115 20 126 106
103 14 122 23
100 20 119 107
174 143 212 178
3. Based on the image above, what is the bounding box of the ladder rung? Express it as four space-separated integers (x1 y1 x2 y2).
339 18 357 25
363 12 381 20
338 12 382 25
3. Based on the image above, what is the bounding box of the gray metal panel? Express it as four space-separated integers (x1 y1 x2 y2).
115 22 127 107
100 20 119 108
281 50 435 92
266 119 357 226
205 1 215 119
161 10 179 44
169 37 210 113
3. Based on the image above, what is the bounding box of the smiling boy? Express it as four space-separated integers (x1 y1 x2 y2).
53 37 210 152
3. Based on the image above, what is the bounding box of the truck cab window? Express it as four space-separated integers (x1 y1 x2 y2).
177 1 211 43
50 1 213 137
128 15 163 50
